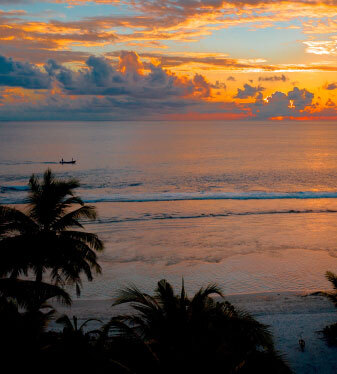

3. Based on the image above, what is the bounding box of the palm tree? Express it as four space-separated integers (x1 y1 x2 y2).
320 271 337 345
0 278 71 370
56 314 101 339
53 315 131 373
0 169 103 295
104 279 291 374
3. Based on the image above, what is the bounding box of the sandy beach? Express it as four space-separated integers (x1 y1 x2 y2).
53 291 337 374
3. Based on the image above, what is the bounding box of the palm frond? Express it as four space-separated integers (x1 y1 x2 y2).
52 205 97 231
59 230 104 252
61 196 84 207
319 290 337 307
156 279 174 298
48 236 103 289
113 285 159 311
56 314 74 330
104 316 141 338
79 318 102 331
0 278 71 310
0 235 34 278
103 316 160 364
235 308 274 350
326 271 337 291
191 283 224 309
28 169 81 225
0 206 37 235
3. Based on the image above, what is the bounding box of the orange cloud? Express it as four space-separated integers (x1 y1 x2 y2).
1 1 337 57
1 2 337 120
107 51 337 74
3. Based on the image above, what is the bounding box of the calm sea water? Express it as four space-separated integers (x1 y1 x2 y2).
1 121 337 299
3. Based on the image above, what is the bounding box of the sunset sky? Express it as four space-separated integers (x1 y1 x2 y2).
0 0 337 120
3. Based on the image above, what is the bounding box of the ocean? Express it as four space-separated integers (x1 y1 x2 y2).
1 120 337 299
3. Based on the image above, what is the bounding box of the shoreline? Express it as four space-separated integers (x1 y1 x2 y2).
55 290 336 319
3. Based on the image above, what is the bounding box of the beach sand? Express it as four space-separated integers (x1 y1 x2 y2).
53 291 337 373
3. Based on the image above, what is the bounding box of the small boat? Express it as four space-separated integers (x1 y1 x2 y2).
60 159 76 164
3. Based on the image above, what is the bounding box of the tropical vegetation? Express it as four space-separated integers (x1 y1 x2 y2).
0 169 103 295
0 170 294 373
0 278 71 370
321 271 337 346
0 169 104 370
103 279 292 373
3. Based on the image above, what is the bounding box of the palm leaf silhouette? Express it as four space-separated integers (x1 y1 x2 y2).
0 169 103 295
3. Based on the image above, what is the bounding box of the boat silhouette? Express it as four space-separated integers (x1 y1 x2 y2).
60 158 76 164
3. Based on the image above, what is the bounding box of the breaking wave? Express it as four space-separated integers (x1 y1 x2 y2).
4 190 337 204
91 208 337 224
83 191 337 203
4 189 337 205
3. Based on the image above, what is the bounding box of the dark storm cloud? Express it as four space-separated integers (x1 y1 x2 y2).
288 87 314 110
0 55 51 89
258 74 288 82
0 52 221 120
251 86 315 118
234 83 265 99
44 52 213 99
0 52 212 100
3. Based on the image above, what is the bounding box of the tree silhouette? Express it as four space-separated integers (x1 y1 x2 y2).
321 271 337 345
104 279 292 373
0 277 71 371
0 169 103 295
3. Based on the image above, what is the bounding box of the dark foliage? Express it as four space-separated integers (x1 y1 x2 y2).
0 278 69 372
321 271 337 345
0 169 103 295
0 171 294 373
103 279 292 374
322 323 337 346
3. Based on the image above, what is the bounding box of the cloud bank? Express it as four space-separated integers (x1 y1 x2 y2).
0 52 334 121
